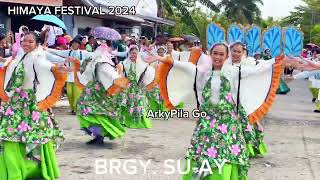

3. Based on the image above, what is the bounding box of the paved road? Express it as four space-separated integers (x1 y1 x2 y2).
54 78 320 180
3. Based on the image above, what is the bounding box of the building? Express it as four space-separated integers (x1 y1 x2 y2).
0 0 175 38
0 0 63 34
64 0 175 37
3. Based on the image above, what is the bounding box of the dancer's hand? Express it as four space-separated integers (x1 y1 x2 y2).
144 55 166 63
57 64 73 73
65 57 76 63
116 63 123 75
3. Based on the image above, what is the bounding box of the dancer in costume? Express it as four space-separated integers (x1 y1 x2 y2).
144 43 283 180
145 46 167 112
119 45 156 128
288 56 320 113
227 42 269 158
0 32 67 180
71 41 129 145
46 37 93 114
306 52 320 103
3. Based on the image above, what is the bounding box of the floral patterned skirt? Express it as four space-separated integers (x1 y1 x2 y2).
239 108 268 157
185 106 250 179
0 88 63 160
120 107 152 129
146 87 167 112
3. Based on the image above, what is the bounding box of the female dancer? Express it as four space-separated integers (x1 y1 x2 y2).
0 32 68 180
119 45 156 128
71 40 129 145
227 42 268 157
145 43 283 179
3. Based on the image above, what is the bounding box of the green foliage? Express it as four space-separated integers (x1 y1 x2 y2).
311 24 320 44
281 0 320 44
218 0 263 24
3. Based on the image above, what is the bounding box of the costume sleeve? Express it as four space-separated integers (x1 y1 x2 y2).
157 57 197 110
80 50 94 62
223 56 283 124
112 50 128 58
47 49 70 58
96 63 129 96
45 51 66 63
34 57 67 111
294 70 320 79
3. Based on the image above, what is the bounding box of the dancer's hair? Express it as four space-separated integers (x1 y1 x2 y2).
24 31 41 45
210 43 229 55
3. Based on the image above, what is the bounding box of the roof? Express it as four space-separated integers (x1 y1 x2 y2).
80 0 175 26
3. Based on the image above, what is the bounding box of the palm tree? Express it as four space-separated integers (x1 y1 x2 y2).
156 0 219 37
218 0 263 24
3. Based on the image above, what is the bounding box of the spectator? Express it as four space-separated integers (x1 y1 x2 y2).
55 36 68 50
0 33 6 58
113 30 128 62
166 42 174 55
79 36 87 50
157 46 166 57
86 35 96 52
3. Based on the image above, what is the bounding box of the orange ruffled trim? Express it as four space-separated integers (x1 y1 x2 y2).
106 77 129 96
37 65 67 111
248 55 284 124
188 48 202 65
157 57 175 110
73 59 85 90
0 60 12 102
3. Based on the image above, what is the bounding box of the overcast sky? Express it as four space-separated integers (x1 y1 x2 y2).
258 0 305 19
209 0 305 19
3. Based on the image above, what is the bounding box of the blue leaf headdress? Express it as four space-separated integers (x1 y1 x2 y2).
263 26 282 58
245 25 261 57
227 24 245 44
207 23 226 50
283 26 303 57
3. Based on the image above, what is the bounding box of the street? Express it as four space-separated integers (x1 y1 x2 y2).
54 78 320 180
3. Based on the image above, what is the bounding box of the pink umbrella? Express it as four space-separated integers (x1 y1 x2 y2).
91 27 121 41
305 43 319 49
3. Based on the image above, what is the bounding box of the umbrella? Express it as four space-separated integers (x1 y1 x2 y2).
91 27 121 41
169 37 184 42
182 34 199 43
31 15 66 30
305 43 319 49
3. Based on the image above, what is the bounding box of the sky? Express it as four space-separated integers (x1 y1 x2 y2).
259 0 305 19
209 0 306 19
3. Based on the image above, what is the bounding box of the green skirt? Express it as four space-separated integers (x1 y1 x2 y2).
148 98 167 112
78 115 126 139
276 78 290 94
120 109 152 129
66 82 83 112
182 159 247 180
0 141 60 180
247 142 268 158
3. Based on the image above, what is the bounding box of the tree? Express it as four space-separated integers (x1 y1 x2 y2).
281 0 320 43
217 0 263 24
156 0 219 37
311 24 320 44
